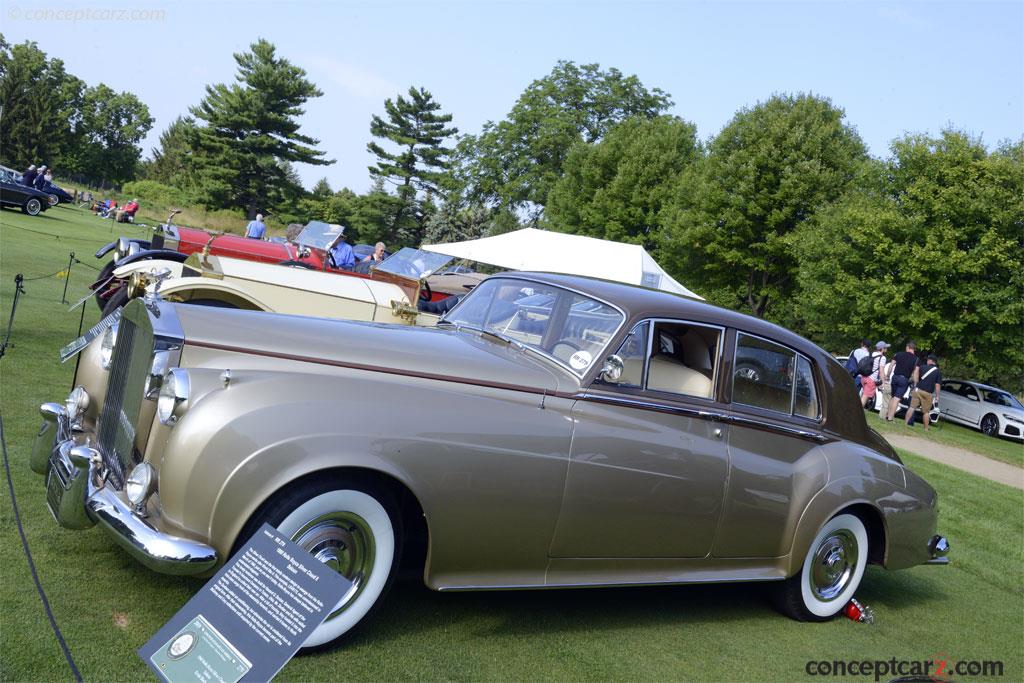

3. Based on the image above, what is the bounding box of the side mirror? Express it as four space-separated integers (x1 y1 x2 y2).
600 355 625 383
967 394 978 401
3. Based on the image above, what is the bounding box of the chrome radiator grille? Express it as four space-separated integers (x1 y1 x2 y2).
96 306 154 489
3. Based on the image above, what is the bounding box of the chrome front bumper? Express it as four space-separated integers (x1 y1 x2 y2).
32 403 218 575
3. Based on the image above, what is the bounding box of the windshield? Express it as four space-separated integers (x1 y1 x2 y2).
374 247 453 279
443 277 624 375
294 221 345 250
983 389 1024 409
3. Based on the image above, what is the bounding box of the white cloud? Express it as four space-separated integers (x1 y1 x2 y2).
306 56 399 101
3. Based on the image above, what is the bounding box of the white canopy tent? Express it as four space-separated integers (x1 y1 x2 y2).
423 228 702 300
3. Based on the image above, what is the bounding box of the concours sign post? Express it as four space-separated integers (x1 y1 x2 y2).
138 524 350 683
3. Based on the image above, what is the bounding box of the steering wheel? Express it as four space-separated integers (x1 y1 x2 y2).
551 339 581 363
419 279 433 301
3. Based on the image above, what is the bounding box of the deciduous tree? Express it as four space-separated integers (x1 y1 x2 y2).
545 115 699 254
660 93 867 318
457 61 672 219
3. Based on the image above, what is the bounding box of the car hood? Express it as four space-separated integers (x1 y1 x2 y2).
172 303 571 395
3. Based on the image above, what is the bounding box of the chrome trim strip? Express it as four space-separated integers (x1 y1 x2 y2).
582 392 728 422
721 413 830 443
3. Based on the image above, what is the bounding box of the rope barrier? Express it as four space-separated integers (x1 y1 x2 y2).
0 414 83 681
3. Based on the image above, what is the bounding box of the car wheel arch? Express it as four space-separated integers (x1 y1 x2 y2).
785 487 889 577
205 451 432 578
160 282 270 311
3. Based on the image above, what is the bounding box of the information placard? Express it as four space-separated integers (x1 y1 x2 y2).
138 524 351 683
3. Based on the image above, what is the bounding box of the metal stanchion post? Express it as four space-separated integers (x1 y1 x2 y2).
61 251 75 305
0 274 26 360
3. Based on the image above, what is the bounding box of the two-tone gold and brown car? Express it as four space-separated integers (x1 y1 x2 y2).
31 272 948 650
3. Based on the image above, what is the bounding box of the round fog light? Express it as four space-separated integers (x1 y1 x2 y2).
125 463 156 508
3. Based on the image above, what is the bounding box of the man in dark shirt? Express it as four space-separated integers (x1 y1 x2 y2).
21 165 38 187
886 342 918 421
906 354 942 430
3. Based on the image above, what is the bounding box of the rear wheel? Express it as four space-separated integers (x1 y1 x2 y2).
23 197 42 216
100 285 129 317
981 414 999 437
775 513 868 621
235 475 402 650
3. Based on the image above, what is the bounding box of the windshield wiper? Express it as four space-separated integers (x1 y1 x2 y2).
438 320 526 351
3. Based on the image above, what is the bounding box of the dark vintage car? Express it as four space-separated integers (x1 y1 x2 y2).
39 180 75 205
0 168 52 216
31 272 947 650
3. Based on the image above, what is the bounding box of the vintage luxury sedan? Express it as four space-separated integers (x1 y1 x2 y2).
32 273 948 650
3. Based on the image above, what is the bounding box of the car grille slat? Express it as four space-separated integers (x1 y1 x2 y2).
96 307 154 489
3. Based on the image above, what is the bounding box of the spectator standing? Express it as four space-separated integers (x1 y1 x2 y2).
886 342 918 421
33 165 49 190
860 341 890 408
21 165 38 187
876 354 897 419
328 225 355 270
845 339 870 391
906 355 942 430
245 213 266 239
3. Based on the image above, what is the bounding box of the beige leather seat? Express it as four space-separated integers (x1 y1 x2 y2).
647 355 713 399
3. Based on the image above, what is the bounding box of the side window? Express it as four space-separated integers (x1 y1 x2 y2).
794 356 820 419
602 322 649 388
943 381 961 397
733 333 821 420
963 385 979 401
645 321 720 400
733 334 795 413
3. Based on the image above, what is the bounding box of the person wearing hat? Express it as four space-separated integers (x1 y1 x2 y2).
245 213 266 239
906 354 942 430
328 224 355 270
21 164 38 187
860 341 890 408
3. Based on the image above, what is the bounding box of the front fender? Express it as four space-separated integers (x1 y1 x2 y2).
158 279 273 311
154 370 425 563
115 249 188 268
113 259 186 280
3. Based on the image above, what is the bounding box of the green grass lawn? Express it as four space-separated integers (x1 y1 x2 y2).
2 205 1022 681
870 407 1023 467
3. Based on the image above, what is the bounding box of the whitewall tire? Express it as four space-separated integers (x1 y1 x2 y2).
238 478 401 650
776 513 869 620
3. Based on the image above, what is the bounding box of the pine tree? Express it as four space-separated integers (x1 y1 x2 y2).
190 39 333 217
367 87 457 244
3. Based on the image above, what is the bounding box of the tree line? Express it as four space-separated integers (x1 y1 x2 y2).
1 37 1020 389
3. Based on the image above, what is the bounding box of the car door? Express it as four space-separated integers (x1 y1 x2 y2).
550 319 730 559
0 171 25 205
940 381 965 422
712 331 830 559
960 383 983 426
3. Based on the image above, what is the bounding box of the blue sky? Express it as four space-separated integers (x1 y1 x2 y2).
5 0 1022 191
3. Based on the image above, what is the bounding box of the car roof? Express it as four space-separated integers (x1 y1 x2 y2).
497 271 834 363
949 379 1007 393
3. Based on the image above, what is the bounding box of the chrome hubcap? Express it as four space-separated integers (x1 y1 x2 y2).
809 530 857 601
291 512 375 617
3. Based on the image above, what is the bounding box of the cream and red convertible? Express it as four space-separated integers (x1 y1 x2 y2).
32 273 948 650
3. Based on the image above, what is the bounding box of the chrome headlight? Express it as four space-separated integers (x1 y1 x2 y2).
115 237 131 261
157 368 190 425
125 462 156 508
144 351 171 400
1002 414 1023 425
100 322 119 370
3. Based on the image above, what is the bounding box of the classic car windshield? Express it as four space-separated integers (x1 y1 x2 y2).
374 247 453 279
294 220 345 250
443 277 624 374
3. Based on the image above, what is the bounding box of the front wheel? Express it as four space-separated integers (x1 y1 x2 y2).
775 513 868 621
981 414 999 437
23 197 42 216
235 476 402 650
